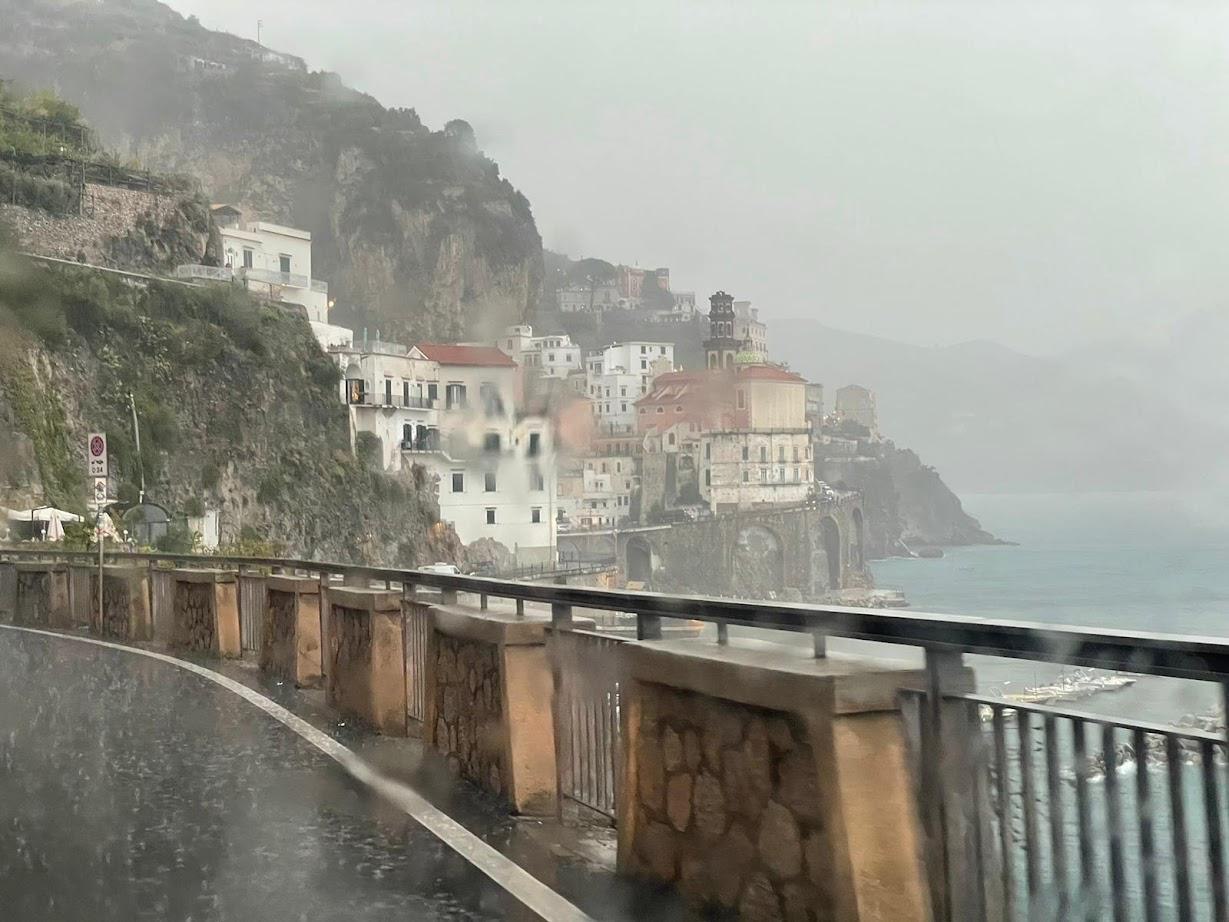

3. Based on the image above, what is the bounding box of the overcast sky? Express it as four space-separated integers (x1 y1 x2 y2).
173 0 1229 354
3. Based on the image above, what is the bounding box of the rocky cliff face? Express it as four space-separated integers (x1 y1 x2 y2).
817 439 999 558
0 251 461 566
0 0 543 343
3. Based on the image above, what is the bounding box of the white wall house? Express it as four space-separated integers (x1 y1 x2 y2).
412 343 557 564
585 342 675 434
176 205 339 347
733 300 768 360
337 340 441 472
558 284 623 313
700 430 813 512
500 325 582 379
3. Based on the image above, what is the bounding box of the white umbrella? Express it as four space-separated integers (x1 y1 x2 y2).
44 511 65 542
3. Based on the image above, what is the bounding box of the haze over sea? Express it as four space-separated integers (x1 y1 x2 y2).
873 492 1229 638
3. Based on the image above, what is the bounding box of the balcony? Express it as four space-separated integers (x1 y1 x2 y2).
175 264 234 283
238 266 311 289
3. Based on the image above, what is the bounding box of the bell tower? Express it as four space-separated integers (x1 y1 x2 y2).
703 290 745 369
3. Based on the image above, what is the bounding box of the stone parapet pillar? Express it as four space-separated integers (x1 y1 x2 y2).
427 602 560 815
0 560 18 623
261 576 323 688
13 562 72 628
171 569 240 657
95 566 152 641
617 640 934 922
327 587 406 736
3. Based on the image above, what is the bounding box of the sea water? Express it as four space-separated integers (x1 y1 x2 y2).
872 491 1229 637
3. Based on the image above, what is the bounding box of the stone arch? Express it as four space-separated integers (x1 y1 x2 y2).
732 524 785 598
626 536 654 585
850 507 865 570
819 515 842 591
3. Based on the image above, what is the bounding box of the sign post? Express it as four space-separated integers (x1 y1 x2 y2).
86 434 107 627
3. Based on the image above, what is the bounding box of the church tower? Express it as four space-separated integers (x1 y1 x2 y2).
703 290 746 369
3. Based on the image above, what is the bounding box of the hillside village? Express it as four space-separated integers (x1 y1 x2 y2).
0 44 994 595
178 201 887 572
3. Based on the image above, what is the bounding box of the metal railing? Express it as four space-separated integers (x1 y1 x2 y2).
2 546 1226 920
175 263 235 283
353 389 436 410
238 266 311 289
237 571 267 654
551 627 622 819
902 689 1229 922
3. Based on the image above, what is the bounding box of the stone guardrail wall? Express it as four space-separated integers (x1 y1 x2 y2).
13 550 1224 921
0 555 936 920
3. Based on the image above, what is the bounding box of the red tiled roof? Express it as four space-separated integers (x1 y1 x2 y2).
415 343 517 367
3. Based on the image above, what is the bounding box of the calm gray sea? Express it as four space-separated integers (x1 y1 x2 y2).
872 491 1229 636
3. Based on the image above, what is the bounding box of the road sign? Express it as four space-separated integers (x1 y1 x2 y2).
87 432 107 477
92 477 107 508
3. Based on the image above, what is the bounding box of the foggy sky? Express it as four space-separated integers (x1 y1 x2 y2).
173 0 1229 355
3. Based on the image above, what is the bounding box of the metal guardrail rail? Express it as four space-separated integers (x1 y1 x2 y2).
2 547 1226 920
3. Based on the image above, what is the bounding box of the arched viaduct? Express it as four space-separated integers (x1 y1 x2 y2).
558 493 866 601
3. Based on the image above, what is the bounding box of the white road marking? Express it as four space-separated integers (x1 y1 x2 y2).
0 624 594 922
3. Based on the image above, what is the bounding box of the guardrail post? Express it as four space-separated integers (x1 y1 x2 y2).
921 648 994 922
812 629 827 658
515 598 525 617
636 613 662 640
441 586 458 605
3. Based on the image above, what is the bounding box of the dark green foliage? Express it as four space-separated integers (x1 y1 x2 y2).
0 250 441 564
0 161 79 214
154 522 194 553
355 431 381 470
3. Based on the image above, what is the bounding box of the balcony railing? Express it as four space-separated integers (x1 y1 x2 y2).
175 264 234 283
350 387 437 410
238 266 311 289
1 546 1225 921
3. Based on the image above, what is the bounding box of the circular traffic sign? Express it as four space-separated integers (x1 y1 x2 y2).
90 435 105 457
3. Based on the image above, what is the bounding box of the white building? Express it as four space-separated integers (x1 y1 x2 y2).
557 283 623 313
499 325 582 379
413 343 557 564
585 342 675 434
337 339 441 472
700 430 813 512
556 462 633 531
733 300 768 360
176 205 348 350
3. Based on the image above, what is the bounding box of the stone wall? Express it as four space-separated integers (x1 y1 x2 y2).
627 682 831 919
174 581 215 651
96 568 151 641
432 633 507 798
326 590 405 735
13 565 70 628
14 570 50 626
1 183 163 262
262 588 299 680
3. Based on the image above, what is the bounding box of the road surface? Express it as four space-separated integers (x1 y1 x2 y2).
0 628 541 921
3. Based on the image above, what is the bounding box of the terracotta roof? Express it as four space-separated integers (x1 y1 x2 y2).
736 364 805 383
415 343 517 367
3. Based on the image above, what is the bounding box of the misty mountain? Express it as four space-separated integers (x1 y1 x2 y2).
773 318 1225 493
0 0 542 342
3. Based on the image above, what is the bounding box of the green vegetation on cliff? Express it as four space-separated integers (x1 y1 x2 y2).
0 247 456 565
0 0 543 344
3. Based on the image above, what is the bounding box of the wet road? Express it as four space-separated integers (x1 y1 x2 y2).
0 629 534 921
